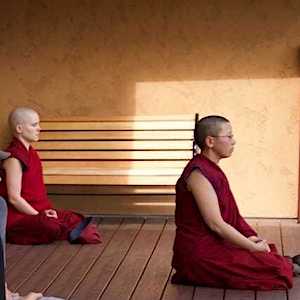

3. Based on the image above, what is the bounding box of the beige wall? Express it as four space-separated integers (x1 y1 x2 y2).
0 0 299 217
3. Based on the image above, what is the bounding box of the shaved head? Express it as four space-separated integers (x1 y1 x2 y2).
9 107 39 132
195 115 230 150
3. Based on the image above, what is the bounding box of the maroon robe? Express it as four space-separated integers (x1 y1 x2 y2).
171 154 293 290
0 138 85 244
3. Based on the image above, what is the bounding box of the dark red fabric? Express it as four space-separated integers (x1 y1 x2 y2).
6 210 82 244
0 137 53 228
0 138 101 245
171 154 293 290
71 223 102 244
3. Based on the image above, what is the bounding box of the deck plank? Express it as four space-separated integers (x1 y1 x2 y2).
6 243 58 292
289 278 300 300
256 291 288 300
194 287 223 299
5 244 32 272
6 219 300 300
130 219 175 300
45 219 120 299
17 242 81 296
69 218 144 300
100 219 166 300
281 221 300 300
161 269 194 300
224 289 254 300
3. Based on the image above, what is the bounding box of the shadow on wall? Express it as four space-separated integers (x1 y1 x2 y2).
298 48 300 75
0 0 300 146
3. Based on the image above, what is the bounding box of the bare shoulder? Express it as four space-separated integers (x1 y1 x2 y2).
186 169 211 192
3 157 22 171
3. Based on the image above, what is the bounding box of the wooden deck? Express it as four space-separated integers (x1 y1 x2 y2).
5 218 300 300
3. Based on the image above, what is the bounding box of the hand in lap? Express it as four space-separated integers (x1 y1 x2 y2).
248 235 264 243
248 236 270 252
44 209 58 219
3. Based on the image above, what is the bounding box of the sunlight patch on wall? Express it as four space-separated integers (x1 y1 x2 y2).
135 78 300 218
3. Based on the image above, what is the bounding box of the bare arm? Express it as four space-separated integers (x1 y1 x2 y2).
3 158 39 215
186 170 269 252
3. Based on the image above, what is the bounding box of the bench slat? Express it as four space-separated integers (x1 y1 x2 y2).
39 130 193 141
44 175 179 185
43 168 183 176
42 114 195 122
40 120 195 131
39 150 193 160
47 185 175 195
42 160 187 169
35 140 192 150
50 194 175 215
37 114 197 214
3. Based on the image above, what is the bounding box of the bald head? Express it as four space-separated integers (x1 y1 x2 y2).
9 107 39 132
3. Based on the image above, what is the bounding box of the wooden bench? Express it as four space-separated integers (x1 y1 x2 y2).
34 114 197 215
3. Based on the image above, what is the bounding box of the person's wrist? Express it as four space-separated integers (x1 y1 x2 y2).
249 241 259 252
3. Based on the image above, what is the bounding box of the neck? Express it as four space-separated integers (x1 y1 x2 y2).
201 149 220 164
15 135 31 150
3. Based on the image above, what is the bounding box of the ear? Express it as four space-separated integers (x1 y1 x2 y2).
205 136 215 148
15 124 23 134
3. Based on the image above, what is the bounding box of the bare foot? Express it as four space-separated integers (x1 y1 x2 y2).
293 263 300 277
6 284 43 300
5 285 14 300
23 292 43 300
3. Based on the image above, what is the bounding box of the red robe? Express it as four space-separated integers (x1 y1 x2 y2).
171 154 293 290
0 138 84 244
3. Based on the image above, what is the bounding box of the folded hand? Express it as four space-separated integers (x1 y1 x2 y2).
44 209 58 219
253 240 271 253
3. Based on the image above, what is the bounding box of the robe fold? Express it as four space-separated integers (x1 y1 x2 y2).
171 154 293 290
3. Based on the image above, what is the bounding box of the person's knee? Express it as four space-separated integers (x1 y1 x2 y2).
0 197 7 241
40 217 60 232
39 217 62 241
6 215 63 244
0 197 7 217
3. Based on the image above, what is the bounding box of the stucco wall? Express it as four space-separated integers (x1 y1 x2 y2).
0 0 299 217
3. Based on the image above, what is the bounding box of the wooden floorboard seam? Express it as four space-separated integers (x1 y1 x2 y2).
159 269 173 300
14 244 60 292
69 218 145 299
143 220 169 300
5 245 33 272
66 218 124 299
99 219 167 300
128 219 168 300
42 244 83 293
6 219 300 300
96 218 146 300
130 220 175 300
45 221 121 298
29 218 103 296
